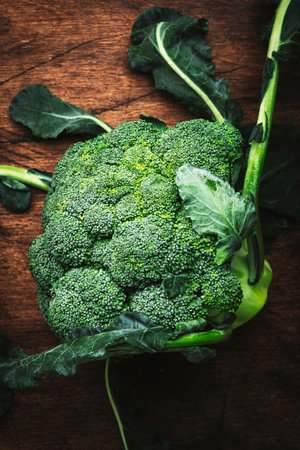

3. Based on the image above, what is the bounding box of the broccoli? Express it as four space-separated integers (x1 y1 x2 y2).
47 267 127 340
28 118 244 341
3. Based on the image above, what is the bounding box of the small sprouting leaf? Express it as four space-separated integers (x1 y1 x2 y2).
248 123 265 144
161 273 190 298
9 84 112 138
0 176 32 213
260 58 275 100
139 114 168 131
27 169 53 187
262 0 300 62
128 7 242 125
176 164 256 264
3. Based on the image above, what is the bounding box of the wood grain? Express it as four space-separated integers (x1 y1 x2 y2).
0 1 299 449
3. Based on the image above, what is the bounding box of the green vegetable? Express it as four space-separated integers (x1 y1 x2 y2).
27 117 244 342
0 1 299 448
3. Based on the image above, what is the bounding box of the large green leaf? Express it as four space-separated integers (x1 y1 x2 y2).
9 84 112 138
0 313 173 389
262 0 300 62
128 7 242 126
106 358 171 450
0 312 232 389
242 123 300 249
176 165 256 264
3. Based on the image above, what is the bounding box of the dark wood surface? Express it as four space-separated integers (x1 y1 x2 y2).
0 1 299 449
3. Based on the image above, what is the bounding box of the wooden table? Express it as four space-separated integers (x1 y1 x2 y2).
0 1 299 449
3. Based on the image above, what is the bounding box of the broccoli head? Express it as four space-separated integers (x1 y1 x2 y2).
29 118 244 341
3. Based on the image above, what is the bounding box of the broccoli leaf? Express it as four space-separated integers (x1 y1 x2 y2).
0 166 52 213
0 311 232 389
128 6 242 126
0 176 31 213
242 123 300 249
262 0 300 62
176 164 256 264
139 114 168 131
9 84 112 138
161 273 190 298
0 313 172 389
106 358 171 450
259 124 300 220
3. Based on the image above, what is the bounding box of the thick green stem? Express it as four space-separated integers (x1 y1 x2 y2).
242 0 290 284
0 165 51 191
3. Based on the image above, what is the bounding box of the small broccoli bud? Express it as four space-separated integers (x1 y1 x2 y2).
45 212 93 267
47 267 127 341
28 233 65 293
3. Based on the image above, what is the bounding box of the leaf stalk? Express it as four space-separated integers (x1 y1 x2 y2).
0 165 51 191
242 0 291 283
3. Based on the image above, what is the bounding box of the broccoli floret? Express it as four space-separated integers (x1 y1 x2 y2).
201 264 243 313
102 215 174 288
103 119 164 151
155 119 243 183
47 267 127 341
129 285 208 328
83 203 115 237
115 194 140 222
44 212 93 267
137 172 180 216
30 118 244 340
29 233 65 293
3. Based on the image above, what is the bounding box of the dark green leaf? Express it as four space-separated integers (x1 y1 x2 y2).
0 176 31 213
242 123 300 248
161 273 190 298
181 346 216 364
206 309 235 329
262 0 300 62
27 169 53 188
139 114 168 131
248 123 265 144
260 124 300 220
174 318 207 337
128 7 242 125
9 84 112 138
260 58 275 100
106 358 170 450
0 313 173 389
175 164 256 264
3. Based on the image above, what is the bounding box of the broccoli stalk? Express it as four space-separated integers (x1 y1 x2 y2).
242 0 291 284
0 165 51 191
0 165 52 213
